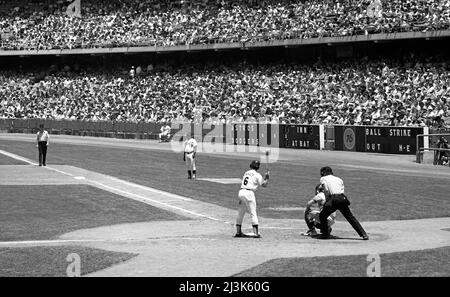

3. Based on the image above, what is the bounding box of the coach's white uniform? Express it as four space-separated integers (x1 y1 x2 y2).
236 169 264 226
184 138 197 171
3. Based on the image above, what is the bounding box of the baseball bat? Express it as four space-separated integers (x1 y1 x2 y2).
265 150 270 172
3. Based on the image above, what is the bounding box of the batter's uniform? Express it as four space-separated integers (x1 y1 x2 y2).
236 169 264 227
305 192 336 232
184 137 198 179
36 128 49 166
319 174 368 239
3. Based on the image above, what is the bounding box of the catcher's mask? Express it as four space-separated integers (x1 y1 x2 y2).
315 183 324 194
320 166 333 177
250 160 261 170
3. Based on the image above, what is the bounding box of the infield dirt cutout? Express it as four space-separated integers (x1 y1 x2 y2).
0 136 449 277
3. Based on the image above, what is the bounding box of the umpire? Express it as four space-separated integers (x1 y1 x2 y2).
36 124 49 166
318 166 369 240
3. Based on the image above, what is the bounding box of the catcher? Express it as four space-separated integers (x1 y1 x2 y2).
301 184 336 237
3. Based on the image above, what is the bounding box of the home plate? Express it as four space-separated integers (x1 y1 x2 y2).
196 178 242 184
265 207 305 212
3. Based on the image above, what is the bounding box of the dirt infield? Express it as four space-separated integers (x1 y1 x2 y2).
0 133 449 276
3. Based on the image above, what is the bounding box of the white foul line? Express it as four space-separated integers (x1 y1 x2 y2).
0 149 74 181
89 180 224 222
0 149 226 223
0 149 192 202
46 166 76 177
0 149 37 165
0 236 225 246
103 175 193 201
0 239 107 246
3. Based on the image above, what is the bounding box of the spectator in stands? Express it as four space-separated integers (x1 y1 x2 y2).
0 0 449 50
0 55 448 127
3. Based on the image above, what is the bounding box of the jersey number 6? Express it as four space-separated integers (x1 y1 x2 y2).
243 177 249 185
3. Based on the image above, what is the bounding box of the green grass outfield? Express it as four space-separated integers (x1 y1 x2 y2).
0 184 188 241
233 246 450 277
0 246 136 277
0 139 449 221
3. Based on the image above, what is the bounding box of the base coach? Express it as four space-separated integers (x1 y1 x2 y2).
36 124 49 166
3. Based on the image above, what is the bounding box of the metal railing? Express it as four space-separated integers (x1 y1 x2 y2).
416 133 450 166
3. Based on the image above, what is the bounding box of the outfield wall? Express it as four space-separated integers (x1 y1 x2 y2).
334 125 429 155
0 118 430 155
0 118 164 140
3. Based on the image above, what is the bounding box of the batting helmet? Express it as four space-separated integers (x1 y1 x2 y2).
250 160 261 170
320 166 333 177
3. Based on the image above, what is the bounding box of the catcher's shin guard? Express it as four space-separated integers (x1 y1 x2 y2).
304 209 316 231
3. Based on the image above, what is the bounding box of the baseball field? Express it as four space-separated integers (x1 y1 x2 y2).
0 133 449 277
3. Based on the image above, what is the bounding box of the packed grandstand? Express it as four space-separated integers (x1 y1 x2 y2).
0 0 449 128
1 56 449 127
0 0 449 50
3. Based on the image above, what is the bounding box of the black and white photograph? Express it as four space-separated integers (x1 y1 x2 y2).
0 0 449 289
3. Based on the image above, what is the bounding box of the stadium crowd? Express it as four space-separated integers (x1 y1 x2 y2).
0 0 449 50
1 57 449 127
